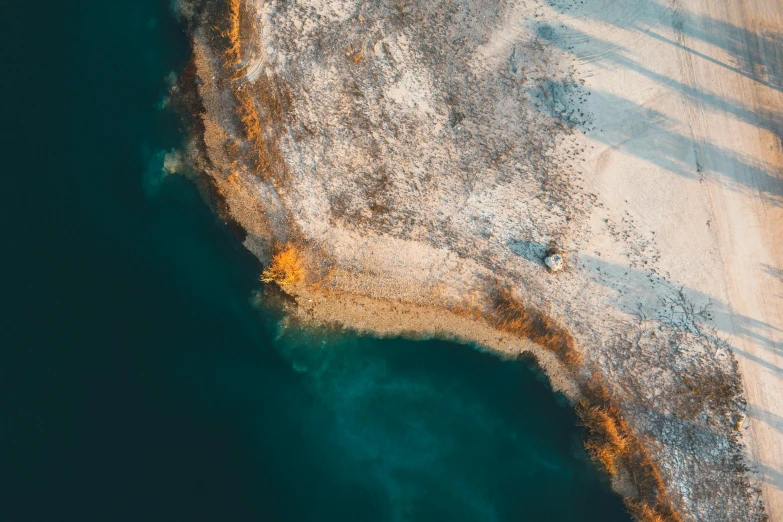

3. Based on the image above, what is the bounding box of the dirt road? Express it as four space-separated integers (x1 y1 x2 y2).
689 0 783 517
558 0 783 517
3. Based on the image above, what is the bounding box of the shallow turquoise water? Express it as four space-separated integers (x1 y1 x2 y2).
0 1 630 520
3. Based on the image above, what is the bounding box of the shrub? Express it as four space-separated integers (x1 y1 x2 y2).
484 286 682 522
489 288 582 366
260 246 305 287
632 503 667 522
223 0 242 66
578 404 629 476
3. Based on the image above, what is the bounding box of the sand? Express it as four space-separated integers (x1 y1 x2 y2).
179 0 782 519
552 0 783 516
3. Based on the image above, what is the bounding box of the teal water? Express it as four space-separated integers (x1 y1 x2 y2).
0 1 630 521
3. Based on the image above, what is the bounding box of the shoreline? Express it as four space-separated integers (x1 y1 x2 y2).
174 0 778 520
279 282 688 520
285 285 580 397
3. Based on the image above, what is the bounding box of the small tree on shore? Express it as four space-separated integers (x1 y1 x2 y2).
261 246 305 287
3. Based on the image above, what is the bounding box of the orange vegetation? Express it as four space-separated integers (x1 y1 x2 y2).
576 385 683 522
579 404 630 476
223 0 242 66
235 89 271 174
213 0 681 512
261 246 305 286
489 288 582 367
632 504 668 522
485 288 681 522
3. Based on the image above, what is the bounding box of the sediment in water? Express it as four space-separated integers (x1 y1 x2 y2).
172 1 767 521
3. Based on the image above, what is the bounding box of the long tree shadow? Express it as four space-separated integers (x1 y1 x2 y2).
731 345 783 378
577 255 783 360
748 405 783 436
535 82 783 206
506 238 549 265
538 23 783 145
531 25 783 206
755 464 783 492
502 241 783 371
764 264 783 283
547 0 783 92
585 89 783 206
640 27 783 95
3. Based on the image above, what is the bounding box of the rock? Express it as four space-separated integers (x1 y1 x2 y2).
545 253 564 272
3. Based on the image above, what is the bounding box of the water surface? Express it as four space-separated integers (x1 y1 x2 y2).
0 1 630 520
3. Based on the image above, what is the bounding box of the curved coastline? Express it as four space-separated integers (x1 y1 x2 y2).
174 1 773 521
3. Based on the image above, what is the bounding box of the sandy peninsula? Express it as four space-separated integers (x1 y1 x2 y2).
175 0 781 519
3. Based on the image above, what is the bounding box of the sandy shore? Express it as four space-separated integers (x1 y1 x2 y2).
287 285 580 397
178 0 780 519
552 0 783 516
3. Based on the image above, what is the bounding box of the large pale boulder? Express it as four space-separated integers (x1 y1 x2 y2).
545 254 563 272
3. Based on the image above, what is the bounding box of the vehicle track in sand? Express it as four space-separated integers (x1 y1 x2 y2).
566 0 783 517
677 0 783 517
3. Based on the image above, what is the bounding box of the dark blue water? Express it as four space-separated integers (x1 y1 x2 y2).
0 1 630 521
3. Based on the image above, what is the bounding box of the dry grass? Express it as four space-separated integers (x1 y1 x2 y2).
578 378 683 522
627 444 683 522
579 404 630 476
202 1 687 514
210 0 293 183
261 245 306 286
631 503 668 522
222 0 242 66
229 69 292 183
489 288 582 367
485 286 681 522
235 89 272 174
236 90 261 142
